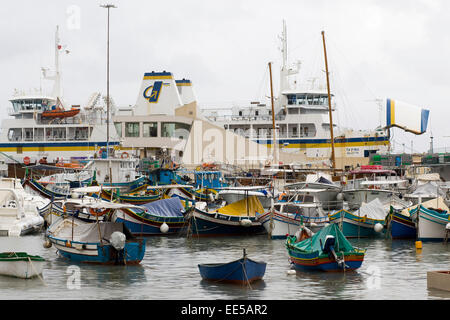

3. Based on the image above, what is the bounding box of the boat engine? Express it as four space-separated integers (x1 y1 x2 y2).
110 231 126 251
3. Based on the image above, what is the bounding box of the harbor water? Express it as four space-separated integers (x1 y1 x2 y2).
0 233 449 300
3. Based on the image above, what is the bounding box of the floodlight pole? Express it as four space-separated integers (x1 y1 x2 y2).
100 4 117 158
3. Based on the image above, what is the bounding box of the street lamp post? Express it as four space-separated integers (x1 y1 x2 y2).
100 4 117 158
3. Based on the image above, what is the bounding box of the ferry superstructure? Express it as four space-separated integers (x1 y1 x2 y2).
201 22 390 169
0 26 119 165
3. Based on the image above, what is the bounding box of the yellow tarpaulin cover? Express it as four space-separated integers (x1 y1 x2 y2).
216 195 264 217
401 197 449 217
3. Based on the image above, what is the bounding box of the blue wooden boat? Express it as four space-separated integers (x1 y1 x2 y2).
198 249 266 284
46 216 146 265
187 196 266 237
111 197 191 236
387 206 416 239
286 223 366 272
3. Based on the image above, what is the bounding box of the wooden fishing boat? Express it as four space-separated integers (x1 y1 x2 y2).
410 204 450 241
0 252 45 279
328 198 388 238
46 215 146 265
198 249 266 284
41 106 80 118
258 201 329 239
187 195 266 237
111 197 191 236
99 184 161 204
386 206 416 239
286 223 366 272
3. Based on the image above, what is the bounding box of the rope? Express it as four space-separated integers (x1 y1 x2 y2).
27 256 47 286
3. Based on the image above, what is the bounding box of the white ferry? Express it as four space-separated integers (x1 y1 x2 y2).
0 26 119 165
201 22 390 169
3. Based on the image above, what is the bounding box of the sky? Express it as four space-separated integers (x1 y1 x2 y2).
0 0 448 154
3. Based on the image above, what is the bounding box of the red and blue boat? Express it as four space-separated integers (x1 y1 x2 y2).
286 223 366 272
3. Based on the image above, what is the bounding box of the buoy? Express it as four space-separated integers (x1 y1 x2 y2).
287 270 296 275
336 193 344 201
43 239 52 248
374 223 384 233
240 219 253 227
446 223 450 230
415 241 423 250
160 222 169 234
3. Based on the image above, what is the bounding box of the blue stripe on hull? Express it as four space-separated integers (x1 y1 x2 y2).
390 220 416 239
57 242 145 264
114 217 185 236
190 217 265 237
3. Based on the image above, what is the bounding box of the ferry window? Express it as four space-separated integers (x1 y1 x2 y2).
255 111 259 116
34 128 44 141
143 122 157 137
238 111 243 117
292 126 298 137
125 122 140 137
114 122 122 138
162 122 190 139
8 128 22 141
24 128 33 141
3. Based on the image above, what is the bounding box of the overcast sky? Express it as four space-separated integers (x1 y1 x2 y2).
1 0 448 153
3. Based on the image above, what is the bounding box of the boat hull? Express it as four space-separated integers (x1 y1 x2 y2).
258 211 328 239
0 253 45 279
49 236 146 265
328 210 385 238
188 209 266 237
415 206 450 241
343 189 396 210
287 249 364 272
389 212 416 239
112 209 187 236
198 258 266 284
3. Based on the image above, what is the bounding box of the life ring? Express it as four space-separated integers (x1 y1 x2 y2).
23 156 30 165
121 152 129 159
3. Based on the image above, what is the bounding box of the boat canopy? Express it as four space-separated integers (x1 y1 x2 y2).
51 220 132 243
289 223 356 254
139 197 185 217
216 195 264 217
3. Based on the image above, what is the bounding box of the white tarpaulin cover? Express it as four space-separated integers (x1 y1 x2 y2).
356 198 388 220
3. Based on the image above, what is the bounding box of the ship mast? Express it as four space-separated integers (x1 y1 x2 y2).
268 62 277 167
321 31 336 171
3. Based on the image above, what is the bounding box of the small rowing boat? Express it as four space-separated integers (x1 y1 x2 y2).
0 252 45 279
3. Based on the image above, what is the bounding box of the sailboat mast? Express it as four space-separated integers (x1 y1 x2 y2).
268 62 277 166
321 31 336 171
